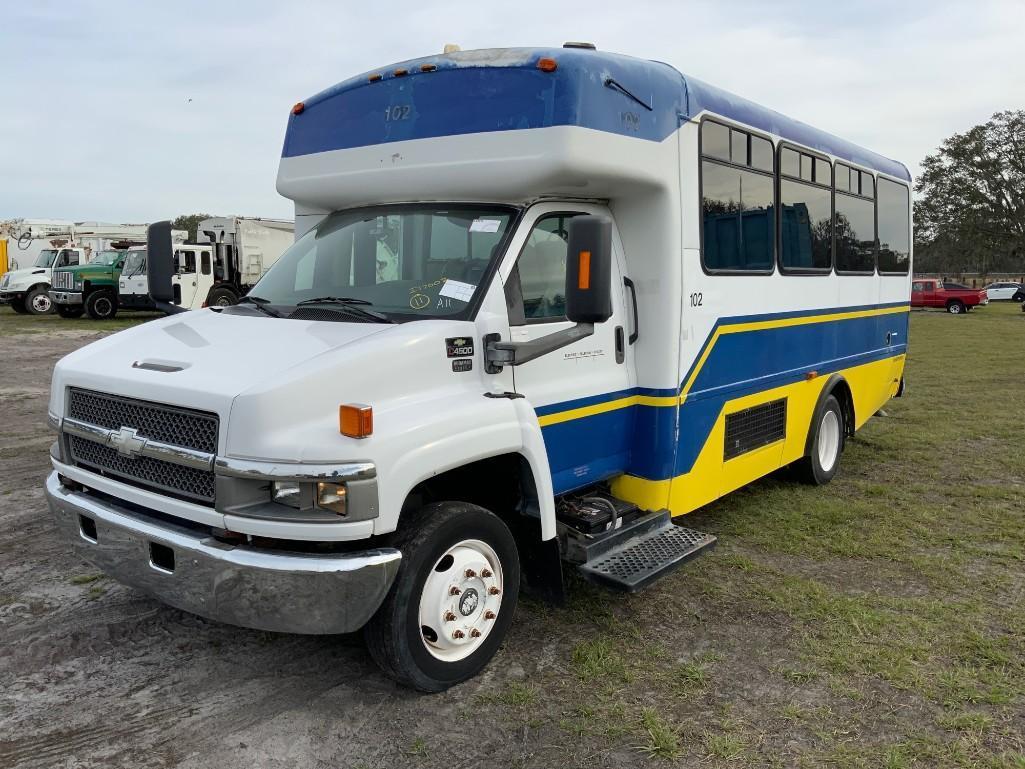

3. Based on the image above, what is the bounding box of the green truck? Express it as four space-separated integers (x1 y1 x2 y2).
48 249 141 319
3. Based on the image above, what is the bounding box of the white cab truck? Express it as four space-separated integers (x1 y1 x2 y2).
1 221 150 314
45 45 911 691
118 218 293 311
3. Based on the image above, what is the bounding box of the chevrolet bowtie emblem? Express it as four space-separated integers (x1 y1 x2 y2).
109 426 147 458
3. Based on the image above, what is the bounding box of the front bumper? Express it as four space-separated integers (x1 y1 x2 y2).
49 290 83 306
0 290 25 304
45 472 401 634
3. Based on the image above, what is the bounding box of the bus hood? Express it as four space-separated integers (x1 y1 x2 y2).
49 309 394 422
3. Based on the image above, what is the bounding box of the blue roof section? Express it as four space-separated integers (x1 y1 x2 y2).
282 47 910 182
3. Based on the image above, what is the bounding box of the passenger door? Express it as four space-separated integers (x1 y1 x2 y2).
174 249 201 308
501 204 635 494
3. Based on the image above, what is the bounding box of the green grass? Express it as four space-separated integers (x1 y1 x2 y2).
0 304 162 334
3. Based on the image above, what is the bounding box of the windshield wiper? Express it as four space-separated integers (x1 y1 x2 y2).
238 295 283 318
295 296 394 323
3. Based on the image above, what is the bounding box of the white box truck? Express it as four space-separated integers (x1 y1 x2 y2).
118 217 293 311
44 45 912 691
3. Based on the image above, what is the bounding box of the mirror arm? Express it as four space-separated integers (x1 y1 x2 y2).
485 323 594 371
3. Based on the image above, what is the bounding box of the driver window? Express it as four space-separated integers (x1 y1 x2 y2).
511 213 580 323
60 250 79 267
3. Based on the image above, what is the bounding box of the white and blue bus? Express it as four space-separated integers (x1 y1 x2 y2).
48 44 911 690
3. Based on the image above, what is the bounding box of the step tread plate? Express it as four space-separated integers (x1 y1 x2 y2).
578 524 716 593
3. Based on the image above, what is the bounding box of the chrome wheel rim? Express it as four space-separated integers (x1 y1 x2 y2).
31 293 52 313
818 410 841 472
418 539 504 662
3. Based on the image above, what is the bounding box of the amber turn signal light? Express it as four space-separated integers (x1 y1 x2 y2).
537 57 558 72
577 250 591 290
292 102 305 115
339 404 373 438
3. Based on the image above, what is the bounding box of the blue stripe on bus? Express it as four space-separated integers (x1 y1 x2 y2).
539 304 909 493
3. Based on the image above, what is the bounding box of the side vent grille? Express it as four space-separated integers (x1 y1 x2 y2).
724 398 786 460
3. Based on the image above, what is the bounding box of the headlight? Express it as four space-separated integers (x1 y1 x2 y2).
316 482 347 515
74 277 83 290
271 481 302 508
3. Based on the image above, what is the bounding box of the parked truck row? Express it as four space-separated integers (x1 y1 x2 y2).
1 217 293 319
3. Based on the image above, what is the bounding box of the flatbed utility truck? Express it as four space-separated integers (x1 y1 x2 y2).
45 45 911 691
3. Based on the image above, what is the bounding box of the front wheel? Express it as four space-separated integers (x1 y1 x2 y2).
794 394 845 485
25 287 54 315
206 286 239 307
364 501 520 692
56 305 84 318
85 289 118 320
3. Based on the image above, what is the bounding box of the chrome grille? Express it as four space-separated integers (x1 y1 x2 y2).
65 388 219 504
68 388 217 453
69 435 216 503
52 270 75 290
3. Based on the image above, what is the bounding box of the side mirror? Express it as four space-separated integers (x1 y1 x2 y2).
565 216 613 324
147 221 186 314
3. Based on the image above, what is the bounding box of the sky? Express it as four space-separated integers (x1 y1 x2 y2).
2 0 1023 223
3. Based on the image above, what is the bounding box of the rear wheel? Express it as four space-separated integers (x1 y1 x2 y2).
85 289 118 320
25 287 54 315
206 286 239 307
9 298 28 314
364 501 519 692
795 394 844 485
947 300 965 314
56 305 84 319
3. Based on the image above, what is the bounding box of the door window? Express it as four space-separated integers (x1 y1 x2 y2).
912 282 924 292
201 251 211 275
510 213 580 324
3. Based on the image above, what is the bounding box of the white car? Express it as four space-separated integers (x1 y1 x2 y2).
984 282 1024 301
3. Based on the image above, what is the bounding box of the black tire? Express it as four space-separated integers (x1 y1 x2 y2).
85 289 118 320
946 300 965 315
1012 290 1024 302
9 297 28 314
56 305 85 319
364 501 520 692
25 286 54 315
794 394 844 486
206 286 239 307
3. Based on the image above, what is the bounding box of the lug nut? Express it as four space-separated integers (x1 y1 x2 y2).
464 568 476 578
484 610 496 620
452 629 465 639
449 586 461 596
488 586 501 595
481 568 493 578
444 611 456 622
470 629 482 638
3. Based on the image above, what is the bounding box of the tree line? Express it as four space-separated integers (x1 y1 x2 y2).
915 110 1025 275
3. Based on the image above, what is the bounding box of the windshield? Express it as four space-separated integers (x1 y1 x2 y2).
249 205 516 320
34 249 57 268
121 251 146 277
89 250 122 267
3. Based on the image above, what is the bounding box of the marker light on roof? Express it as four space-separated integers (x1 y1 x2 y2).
291 102 305 115
420 63 437 72
368 73 383 82
537 57 558 73
394 68 408 77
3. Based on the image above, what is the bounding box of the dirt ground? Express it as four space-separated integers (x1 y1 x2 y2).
1 306 1023 769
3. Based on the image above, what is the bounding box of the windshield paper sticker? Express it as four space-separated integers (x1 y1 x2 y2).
468 219 501 233
439 280 476 302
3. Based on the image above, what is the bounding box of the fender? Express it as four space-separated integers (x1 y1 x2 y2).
803 373 854 457
380 392 557 540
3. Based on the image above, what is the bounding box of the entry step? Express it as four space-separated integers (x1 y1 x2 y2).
578 514 716 592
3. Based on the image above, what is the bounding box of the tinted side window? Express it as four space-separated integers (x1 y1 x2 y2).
201 251 211 275
513 214 578 322
834 194 875 273
702 161 774 271
780 179 831 271
700 120 775 273
878 179 910 273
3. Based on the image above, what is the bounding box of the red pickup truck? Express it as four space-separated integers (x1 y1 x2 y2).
911 278 987 314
